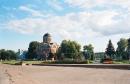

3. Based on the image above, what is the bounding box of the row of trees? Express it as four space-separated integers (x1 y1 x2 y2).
0 49 17 60
27 40 94 61
105 38 130 60
58 38 130 60
1 38 128 61
27 38 130 61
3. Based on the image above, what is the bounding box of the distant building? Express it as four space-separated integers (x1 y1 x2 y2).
36 33 59 60
94 52 105 60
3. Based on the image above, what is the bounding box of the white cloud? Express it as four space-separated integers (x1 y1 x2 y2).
6 9 130 40
65 0 130 10
86 11 119 29
4 0 130 50
1 0 130 52
6 11 99 39
112 0 130 10
19 6 44 17
64 0 107 8
47 0 63 11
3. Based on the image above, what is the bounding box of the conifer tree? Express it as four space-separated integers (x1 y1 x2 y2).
105 40 115 59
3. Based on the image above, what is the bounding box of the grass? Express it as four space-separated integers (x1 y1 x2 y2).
113 60 130 64
46 60 87 64
1 60 43 65
0 60 93 65
1 60 130 65
1 60 20 65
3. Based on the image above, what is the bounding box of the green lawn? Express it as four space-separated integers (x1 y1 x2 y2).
0 60 92 65
1 60 21 65
1 60 43 65
113 60 130 64
0 60 130 65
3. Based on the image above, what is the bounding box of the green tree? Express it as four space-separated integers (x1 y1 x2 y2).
0 49 17 60
105 40 115 59
27 41 40 59
127 38 130 60
0 49 6 60
83 44 94 60
116 38 128 60
60 40 81 60
9 50 17 60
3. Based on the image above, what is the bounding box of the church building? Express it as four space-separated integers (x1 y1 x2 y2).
36 33 59 60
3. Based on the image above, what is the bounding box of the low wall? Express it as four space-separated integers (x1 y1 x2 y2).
33 64 130 70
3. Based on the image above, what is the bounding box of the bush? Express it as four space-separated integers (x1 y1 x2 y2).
41 60 93 64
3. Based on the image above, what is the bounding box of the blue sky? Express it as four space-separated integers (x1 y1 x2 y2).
0 0 130 52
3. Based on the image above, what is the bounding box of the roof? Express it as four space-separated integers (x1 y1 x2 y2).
43 33 51 37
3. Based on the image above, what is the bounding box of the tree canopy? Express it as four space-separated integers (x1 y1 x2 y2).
27 41 40 59
127 38 130 59
127 38 130 52
0 49 17 60
60 40 81 60
105 40 115 59
116 38 128 60
83 44 94 60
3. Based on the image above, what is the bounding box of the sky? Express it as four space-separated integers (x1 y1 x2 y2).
0 0 130 52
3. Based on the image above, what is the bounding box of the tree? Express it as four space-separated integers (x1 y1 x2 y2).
83 44 94 60
0 49 6 60
27 41 40 59
60 40 81 60
127 38 130 60
116 38 128 60
0 49 17 60
7 50 17 60
105 40 115 59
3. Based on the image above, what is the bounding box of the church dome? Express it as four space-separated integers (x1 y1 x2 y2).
43 33 52 43
43 33 51 37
